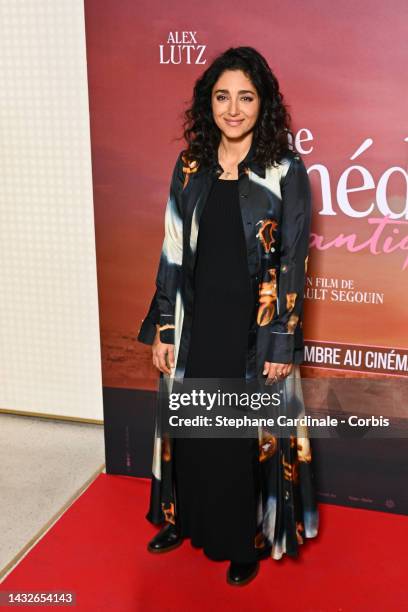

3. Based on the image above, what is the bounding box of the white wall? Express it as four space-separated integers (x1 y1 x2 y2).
0 0 103 421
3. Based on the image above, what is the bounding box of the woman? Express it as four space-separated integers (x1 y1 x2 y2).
137 46 319 586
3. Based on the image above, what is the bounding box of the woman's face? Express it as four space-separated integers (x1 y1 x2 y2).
211 69 261 141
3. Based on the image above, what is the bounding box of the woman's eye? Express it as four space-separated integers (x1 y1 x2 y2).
215 95 254 102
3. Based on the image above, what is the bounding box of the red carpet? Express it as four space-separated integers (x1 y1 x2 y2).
1 474 406 611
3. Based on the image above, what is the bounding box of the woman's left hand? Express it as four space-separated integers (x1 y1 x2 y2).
262 361 293 384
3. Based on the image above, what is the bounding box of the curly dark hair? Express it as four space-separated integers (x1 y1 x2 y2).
180 46 295 170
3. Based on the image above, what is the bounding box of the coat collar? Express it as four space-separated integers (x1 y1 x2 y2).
211 137 266 179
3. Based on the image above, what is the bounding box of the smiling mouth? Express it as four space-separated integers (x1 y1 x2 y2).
224 118 244 126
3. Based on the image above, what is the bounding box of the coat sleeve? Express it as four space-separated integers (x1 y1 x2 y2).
266 154 312 364
136 153 184 346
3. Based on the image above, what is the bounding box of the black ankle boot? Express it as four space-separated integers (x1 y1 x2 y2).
147 522 183 554
227 560 259 586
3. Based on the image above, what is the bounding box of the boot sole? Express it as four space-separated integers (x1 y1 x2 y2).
147 538 184 554
226 562 259 586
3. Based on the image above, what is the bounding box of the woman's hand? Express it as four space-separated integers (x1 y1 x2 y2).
152 325 175 375
262 361 293 384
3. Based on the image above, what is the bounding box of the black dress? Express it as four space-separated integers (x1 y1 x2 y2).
173 177 261 563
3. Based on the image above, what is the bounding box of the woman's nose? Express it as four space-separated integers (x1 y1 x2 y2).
228 99 239 115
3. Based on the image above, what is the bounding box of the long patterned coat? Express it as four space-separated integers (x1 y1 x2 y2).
137 139 319 560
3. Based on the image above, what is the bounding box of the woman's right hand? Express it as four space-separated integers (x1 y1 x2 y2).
152 325 175 375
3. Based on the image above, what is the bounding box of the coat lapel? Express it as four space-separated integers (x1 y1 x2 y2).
185 167 215 283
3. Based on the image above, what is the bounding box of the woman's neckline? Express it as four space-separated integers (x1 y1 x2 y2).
217 178 239 182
